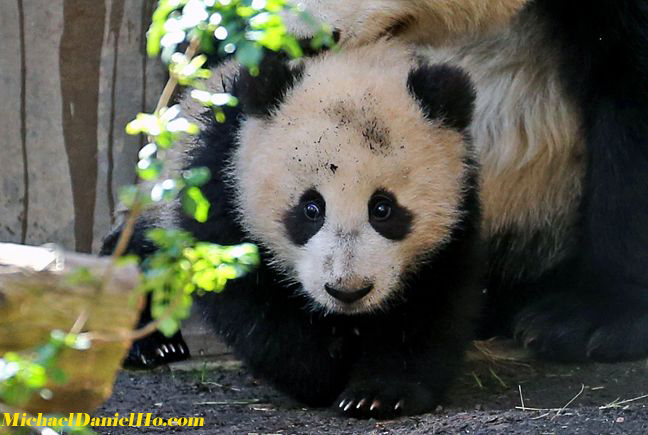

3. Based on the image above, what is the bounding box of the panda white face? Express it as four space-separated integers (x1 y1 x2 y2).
229 44 473 314
287 186 423 314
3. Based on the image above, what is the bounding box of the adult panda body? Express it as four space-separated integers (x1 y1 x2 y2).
289 0 648 362
104 44 484 418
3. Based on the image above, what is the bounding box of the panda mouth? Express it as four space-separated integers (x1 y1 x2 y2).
324 283 374 304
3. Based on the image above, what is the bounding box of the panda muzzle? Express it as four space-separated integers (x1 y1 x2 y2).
324 283 374 303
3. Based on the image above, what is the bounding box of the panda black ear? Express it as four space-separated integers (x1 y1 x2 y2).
235 51 305 118
407 64 476 131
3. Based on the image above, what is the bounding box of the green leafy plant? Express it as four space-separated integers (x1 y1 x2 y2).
0 331 89 408
1 2 333 430
138 230 259 336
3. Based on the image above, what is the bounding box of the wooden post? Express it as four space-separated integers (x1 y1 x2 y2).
0 0 165 254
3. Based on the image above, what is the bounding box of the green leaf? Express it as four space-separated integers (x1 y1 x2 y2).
158 317 180 337
182 167 211 186
236 43 263 70
139 142 158 160
48 367 68 384
137 158 163 181
182 186 211 222
151 178 179 202
118 185 138 208
215 109 226 122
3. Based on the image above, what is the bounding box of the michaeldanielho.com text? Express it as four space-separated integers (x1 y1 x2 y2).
3 412 204 428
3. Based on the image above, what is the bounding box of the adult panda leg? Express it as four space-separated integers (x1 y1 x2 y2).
513 0 648 362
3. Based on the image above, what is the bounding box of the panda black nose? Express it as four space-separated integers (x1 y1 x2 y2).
324 283 374 303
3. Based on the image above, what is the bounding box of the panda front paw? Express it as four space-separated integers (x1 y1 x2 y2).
514 294 648 362
336 380 439 419
123 330 190 369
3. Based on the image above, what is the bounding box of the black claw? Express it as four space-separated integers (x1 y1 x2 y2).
124 330 191 369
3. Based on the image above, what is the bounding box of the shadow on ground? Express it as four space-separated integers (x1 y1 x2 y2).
98 341 648 434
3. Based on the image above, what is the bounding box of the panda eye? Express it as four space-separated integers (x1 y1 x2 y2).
303 201 322 221
284 189 325 245
370 198 392 221
368 189 412 241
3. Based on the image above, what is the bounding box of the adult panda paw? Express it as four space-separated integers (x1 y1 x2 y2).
336 380 439 419
123 330 190 369
514 294 648 362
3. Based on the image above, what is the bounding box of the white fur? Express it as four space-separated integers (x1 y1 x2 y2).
417 10 584 275
285 0 529 46
228 44 470 313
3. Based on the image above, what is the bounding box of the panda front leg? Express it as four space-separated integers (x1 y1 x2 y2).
201 277 354 407
336 317 469 419
121 293 191 368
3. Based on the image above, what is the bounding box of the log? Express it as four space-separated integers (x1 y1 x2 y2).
0 243 141 414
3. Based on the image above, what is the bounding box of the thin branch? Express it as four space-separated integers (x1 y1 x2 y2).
83 318 158 344
516 383 586 421
600 393 648 410
516 406 565 412
84 285 185 343
489 367 508 389
101 201 142 290
155 37 200 114
99 36 201 307
193 399 265 406
552 383 585 420
471 371 484 389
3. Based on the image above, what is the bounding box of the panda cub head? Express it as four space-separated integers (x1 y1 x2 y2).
230 43 476 314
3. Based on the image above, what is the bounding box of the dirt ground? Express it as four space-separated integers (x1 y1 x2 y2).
97 341 648 435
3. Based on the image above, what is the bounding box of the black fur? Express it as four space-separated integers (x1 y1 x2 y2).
368 189 413 241
499 0 648 362
234 51 305 118
407 64 476 132
99 215 191 368
282 189 327 246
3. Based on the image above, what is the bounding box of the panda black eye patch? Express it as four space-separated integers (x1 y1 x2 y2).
368 189 413 241
283 189 326 246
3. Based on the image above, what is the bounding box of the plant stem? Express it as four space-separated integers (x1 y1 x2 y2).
155 37 201 114
85 283 185 343
101 200 142 291
101 36 201 290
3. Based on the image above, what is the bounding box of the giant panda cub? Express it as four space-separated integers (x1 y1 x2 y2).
110 43 483 418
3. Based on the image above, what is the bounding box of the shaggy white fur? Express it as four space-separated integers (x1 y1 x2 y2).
229 44 471 313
